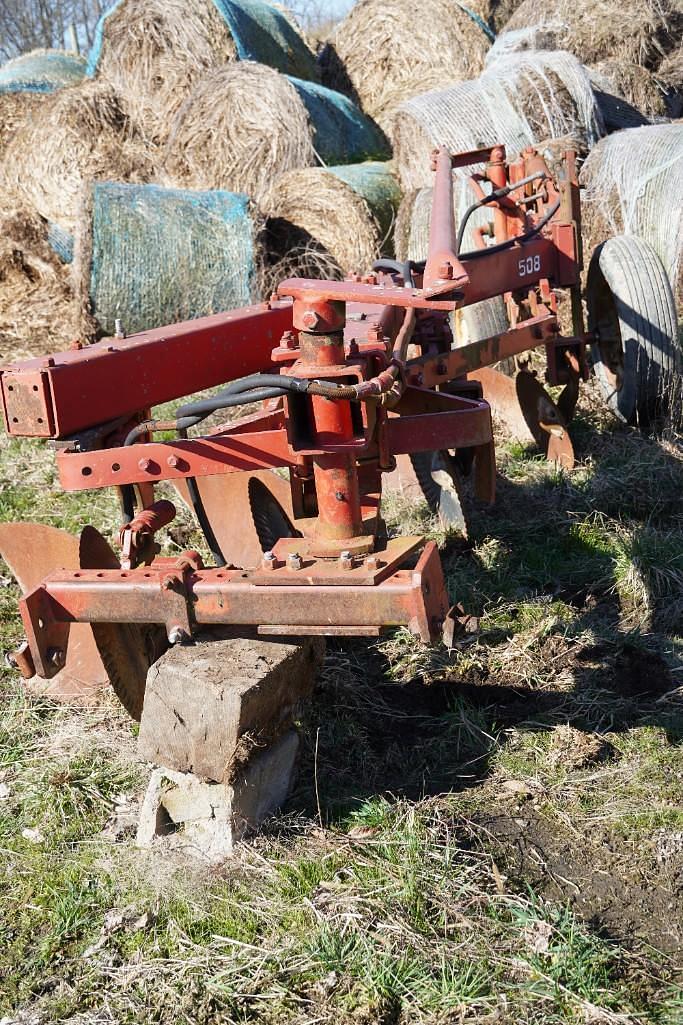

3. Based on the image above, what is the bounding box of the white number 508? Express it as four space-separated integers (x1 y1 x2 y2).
518 255 541 276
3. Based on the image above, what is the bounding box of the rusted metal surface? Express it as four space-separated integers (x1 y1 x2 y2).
0 141 596 714
0 522 109 702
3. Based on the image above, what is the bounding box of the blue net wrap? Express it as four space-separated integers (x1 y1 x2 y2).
87 0 316 81
47 223 74 263
289 78 390 165
0 50 86 94
84 183 257 335
327 162 402 243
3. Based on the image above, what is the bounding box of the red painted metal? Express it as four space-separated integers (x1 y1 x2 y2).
0 301 293 437
0 141 593 701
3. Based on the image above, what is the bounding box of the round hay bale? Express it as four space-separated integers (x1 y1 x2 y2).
394 50 602 192
656 47 683 118
163 63 389 201
329 0 494 135
589 59 667 119
75 182 261 337
87 0 317 143
1 81 154 234
0 91 46 152
488 0 682 72
259 161 401 280
579 123 683 316
0 198 76 360
0 48 86 94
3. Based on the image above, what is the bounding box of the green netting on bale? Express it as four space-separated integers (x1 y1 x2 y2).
87 0 316 81
289 78 390 165
327 162 402 245
0 49 86 94
82 183 257 336
47 223 74 263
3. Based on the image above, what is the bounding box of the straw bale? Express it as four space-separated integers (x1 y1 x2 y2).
579 123 683 315
329 0 494 135
0 92 46 152
656 47 683 118
589 59 667 120
0 48 86 94
259 161 401 278
0 199 76 360
75 182 261 337
163 63 388 201
1 81 154 234
489 0 683 72
88 0 316 144
394 51 602 192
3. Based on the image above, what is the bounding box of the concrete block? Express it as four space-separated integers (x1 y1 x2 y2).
136 730 300 862
138 629 323 782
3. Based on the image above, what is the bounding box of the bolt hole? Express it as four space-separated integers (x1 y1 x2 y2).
96 572 103 578
120 572 128 578
144 572 151 577
73 572 81 578
38 618 44 629
111 462 120 472
32 385 38 392
81 466 92 477
12 417 18 423
37 418 43 424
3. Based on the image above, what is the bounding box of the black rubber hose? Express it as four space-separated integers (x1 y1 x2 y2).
455 170 549 255
372 258 414 287
458 198 562 262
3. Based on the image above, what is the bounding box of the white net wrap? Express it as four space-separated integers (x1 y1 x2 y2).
580 123 683 306
396 50 603 191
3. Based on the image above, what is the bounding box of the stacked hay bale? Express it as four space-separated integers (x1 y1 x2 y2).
0 199 76 360
75 183 261 336
1 81 154 234
259 162 401 286
580 123 683 317
489 0 682 116
394 51 602 192
323 0 495 135
162 63 389 201
656 48 683 118
87 0 318 143
588 60 668 130
0 48 87 151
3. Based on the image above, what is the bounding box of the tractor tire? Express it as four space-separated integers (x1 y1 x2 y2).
454 296 515 375
587 235 679 432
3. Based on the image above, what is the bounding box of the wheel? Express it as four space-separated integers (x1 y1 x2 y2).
453 295 515 375
587 235 679 432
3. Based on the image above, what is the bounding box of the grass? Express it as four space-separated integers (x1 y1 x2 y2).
1 391 683 1022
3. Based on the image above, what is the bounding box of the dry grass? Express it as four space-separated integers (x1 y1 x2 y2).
1 81 154 234
0 199 76 361
163 63 316 201
0 92 46 153
329 0 492 135
497 0 683 71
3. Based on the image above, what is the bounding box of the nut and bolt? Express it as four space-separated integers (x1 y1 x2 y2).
167 626 185 645
262 550 277 571
438 262 454 280
365 554 379 570
114 318 126 339
47 647 65 669
287 552 303 571
301 310 321 330
339 550 353 571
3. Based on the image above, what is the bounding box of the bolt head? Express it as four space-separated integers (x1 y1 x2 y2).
287 553 302 570
167 627 185 645
339 551 354 570
365 554 379 570
138 458 152 472
48 647 65 669
301 310 320 330
167 454 180 469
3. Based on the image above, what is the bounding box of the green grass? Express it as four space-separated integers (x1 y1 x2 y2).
1 397 683 1022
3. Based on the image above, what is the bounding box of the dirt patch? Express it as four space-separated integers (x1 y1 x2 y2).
476 809 683 953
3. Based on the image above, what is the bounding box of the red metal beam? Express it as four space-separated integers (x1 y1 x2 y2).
1 301 294 438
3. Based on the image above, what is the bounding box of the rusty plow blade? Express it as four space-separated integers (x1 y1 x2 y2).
0 522 109 703
515 370 575 470
172 469 297 568
469 367 575 471
385 451 469 534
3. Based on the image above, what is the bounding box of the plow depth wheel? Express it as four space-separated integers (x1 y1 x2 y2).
587 235 680 432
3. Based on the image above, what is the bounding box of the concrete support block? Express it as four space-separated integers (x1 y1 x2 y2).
136 729 300 862
137 630 324 782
